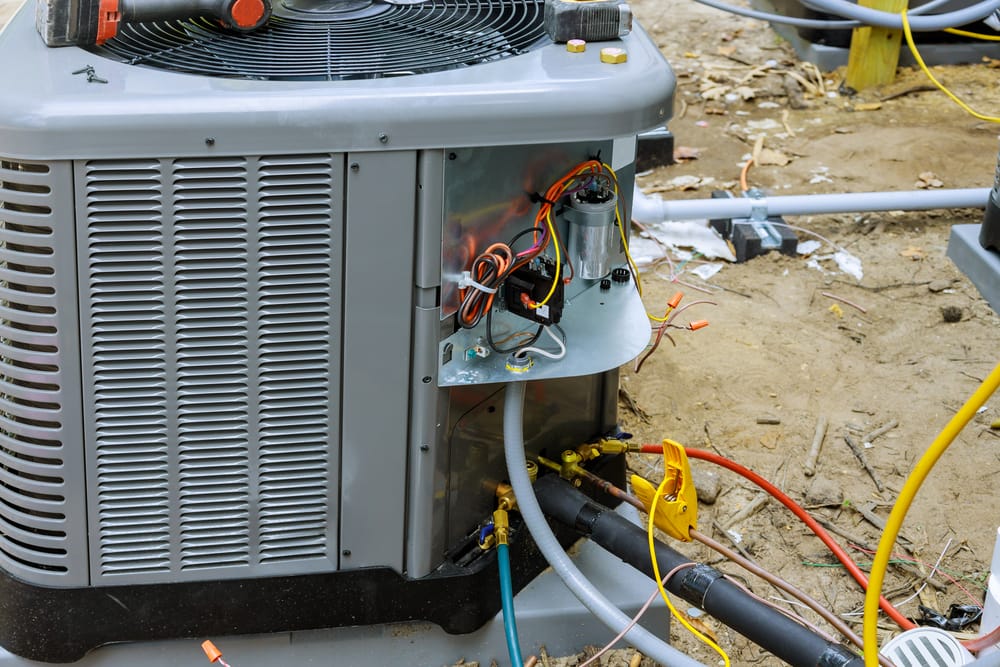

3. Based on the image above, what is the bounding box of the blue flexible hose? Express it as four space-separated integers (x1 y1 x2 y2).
497 543 524 667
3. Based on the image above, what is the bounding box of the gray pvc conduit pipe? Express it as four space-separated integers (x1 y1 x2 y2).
632 185 989 224
788 0 1000 30
697 0 987 30
502 382 707 667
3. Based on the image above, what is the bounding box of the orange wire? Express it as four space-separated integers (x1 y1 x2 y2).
739 158 754 192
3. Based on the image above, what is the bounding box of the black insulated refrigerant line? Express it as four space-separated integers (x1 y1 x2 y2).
534 475 865 667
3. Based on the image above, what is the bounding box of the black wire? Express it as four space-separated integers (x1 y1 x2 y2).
508 226 546 251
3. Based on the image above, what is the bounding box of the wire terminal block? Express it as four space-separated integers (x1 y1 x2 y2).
631 439 697 541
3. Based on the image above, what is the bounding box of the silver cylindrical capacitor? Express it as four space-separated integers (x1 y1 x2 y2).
565 189 618 280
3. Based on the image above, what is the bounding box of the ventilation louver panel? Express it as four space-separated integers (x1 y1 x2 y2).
0 159 79 583
88 0 548 80
84 155 340 584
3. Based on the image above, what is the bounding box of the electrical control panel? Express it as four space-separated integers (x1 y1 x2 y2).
504 259 565 326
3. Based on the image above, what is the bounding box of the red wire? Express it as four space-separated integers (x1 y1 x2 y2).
639 444 917 631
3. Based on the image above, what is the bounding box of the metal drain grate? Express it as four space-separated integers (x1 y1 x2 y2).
89 0 548 80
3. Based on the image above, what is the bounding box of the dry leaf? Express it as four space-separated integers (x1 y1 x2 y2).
916 171 944 188
686 615 719 643
700 86 728 101
683 51 701 58
717 45 737 57
829 303 844 319
853 102 883 111
757 148 791 166
673 146 702 161
759 432 781 449
900 246 926 260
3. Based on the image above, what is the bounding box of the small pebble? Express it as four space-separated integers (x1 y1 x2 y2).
940 305 963 323
804 476 843 507
692 469 721 504
928 279 951 293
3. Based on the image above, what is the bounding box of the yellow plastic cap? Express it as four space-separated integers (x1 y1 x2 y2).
600 47 627 64
566 39 586 53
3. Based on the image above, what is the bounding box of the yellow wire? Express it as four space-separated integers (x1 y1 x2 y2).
602 163 644 298
944 27 1000 41
862 362 1000 667
530 208 562 309
648 306 675 324
902 9 1000 123
648 469 731 667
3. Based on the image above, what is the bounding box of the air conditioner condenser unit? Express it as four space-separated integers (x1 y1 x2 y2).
0 1 674 663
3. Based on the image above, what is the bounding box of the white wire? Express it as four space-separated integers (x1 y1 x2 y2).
892 538 953 608
514 325 566 360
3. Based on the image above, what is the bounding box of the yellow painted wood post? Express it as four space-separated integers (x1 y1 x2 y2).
844 0 908 91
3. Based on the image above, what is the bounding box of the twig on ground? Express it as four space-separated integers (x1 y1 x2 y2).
821 291 868 314
843 434 885 492
723 493 769 530
862 420 898 446
713 519 756 561
803 416 828 477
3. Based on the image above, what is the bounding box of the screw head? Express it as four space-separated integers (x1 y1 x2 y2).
378 133 389 144
205 137 216 146
342 549 351 556
350 162 360 172
420 444 430 452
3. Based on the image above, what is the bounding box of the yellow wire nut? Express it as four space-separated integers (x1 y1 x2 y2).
599 47 628 64
862 361 1000 667
631 438 697 542
566 39 587 52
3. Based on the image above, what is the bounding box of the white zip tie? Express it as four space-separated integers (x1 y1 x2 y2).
460 271 497 294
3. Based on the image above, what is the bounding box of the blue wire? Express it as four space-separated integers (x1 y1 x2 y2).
497 543 525 667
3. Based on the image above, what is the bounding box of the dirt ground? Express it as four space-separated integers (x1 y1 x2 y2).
606 0 1000 664
2 0 998 665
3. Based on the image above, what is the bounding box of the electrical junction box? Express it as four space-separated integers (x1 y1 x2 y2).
0 1 673 664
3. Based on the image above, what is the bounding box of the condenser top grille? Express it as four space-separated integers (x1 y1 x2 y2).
88 0 549 81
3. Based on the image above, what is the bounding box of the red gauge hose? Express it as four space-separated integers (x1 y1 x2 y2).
639 444 917 631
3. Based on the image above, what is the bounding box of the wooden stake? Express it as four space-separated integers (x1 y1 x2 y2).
845 0 908 92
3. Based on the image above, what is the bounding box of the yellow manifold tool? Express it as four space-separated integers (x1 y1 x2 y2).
631 439 697 541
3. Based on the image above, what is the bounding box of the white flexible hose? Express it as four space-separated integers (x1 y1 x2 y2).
502 381 707 667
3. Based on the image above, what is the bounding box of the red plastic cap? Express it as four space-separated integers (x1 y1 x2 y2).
688 320 709 331
667 292 684 309
229 0 268 28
